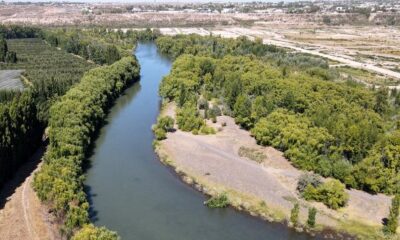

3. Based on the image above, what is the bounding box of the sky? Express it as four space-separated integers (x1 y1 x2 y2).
6 0 301 3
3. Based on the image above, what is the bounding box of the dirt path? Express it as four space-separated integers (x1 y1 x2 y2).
0 147 60 240
159 103 392 236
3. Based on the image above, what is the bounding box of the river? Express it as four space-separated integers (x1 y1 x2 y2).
84 43 317 240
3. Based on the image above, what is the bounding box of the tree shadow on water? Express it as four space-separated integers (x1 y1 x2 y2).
84 184 99 222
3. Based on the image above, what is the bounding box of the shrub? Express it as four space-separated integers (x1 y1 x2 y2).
176 102 204 132
199 125 216 135
384 194 400 235
153 116 174 140
209 104 222 116
297 173 322 193
154 127 167 140
290 203 300 226
72 224 119 240
205 193 229 208
198 97 209 110
307 207 317 228
157 116 174 131
302 179 349 210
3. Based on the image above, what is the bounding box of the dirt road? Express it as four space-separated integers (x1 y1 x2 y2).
0 147 59 240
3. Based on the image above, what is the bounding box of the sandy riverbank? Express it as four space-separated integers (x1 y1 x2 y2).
155 102 395 239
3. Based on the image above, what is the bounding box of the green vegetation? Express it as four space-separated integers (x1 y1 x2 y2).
175 101 215 135
0 37 7 62
0 38 94 188
153 116 174 140
296 173 322 193
205 193 229 208
302 179 349 210
307 207 317 228
44 28 160 65
156 34 400 196
72 225 119 240
33 56 139 237
0 39 94 121
384 195 400 235
290 203 300 226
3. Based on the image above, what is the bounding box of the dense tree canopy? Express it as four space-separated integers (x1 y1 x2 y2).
157 34 400 194
33 56 140 237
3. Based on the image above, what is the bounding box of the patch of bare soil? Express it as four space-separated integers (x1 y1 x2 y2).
0 147 60 240
159 103 392 233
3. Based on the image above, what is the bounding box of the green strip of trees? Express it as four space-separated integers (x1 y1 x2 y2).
33 56 140 238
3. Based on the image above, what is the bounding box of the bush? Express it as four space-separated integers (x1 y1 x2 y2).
302 179 349 210
297 173 323 193
384 195 400 235
154 127 167 140
290 203 300 226
198 97 209 110
199 125 216 135
176 102 204 132
157 116 174 131
205 193 229 208
72 224 119 240
307 207 317 228
153 116 174 140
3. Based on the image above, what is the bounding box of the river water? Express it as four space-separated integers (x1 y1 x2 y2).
84 43 317 240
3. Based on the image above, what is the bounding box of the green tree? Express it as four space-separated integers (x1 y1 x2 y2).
307 207 317 228
233 94 252 129
384 195 400 235
374 88 389 115
290 203 300 226
72 224 119 240
0 37 7 61
5 51 17 63
302 179 349 210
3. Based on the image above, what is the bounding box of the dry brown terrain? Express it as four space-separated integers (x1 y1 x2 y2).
159 103 393 237
0 147 60 240
159 26 400 86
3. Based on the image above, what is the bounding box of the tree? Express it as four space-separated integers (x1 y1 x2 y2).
72 224 119 240
307 207 317 228
0 37 7 62
5 51 17 63
384 195 400 235
233 94 252 129
290 203 300 226
302 179 349 210
374 88 389 115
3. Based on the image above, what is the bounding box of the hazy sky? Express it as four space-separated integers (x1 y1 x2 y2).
7 0 301 3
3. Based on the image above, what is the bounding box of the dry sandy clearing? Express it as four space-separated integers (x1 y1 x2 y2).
158 103 393 237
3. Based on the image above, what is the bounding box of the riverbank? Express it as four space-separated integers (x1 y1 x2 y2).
0 147 60 240
154 102 394 240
